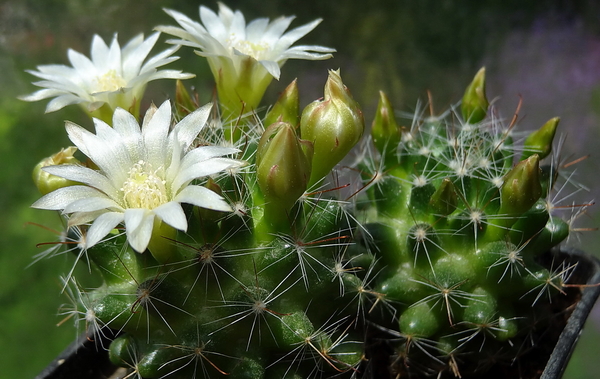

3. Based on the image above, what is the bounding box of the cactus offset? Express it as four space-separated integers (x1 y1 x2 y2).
26 4 593 379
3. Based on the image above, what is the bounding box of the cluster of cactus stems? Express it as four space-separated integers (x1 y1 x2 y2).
27 4 594 379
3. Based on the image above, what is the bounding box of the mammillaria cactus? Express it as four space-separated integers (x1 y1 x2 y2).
25 3 595 379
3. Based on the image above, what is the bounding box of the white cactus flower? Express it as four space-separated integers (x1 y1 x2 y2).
32 100 242 253
20 32 194 122
156 3 335 116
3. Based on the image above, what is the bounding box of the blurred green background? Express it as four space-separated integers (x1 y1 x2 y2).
1 0 599 378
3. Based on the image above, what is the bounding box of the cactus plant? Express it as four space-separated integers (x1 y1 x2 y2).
25 3 596 379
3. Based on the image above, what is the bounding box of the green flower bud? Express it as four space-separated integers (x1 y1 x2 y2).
175 79 198 117
461 67 489 123
300 69 365 186
500 154 542 219
521 117 559 160
485 154 543 241
256 122 313 221
371 91 401 160
429 178 458 216
32 146 81 195
263 79 299 127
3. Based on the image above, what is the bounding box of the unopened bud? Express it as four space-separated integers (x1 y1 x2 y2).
429 178 458 216
461 67 489 123
521 117 559 160
371 91 401 160
257 122 313 215
500 154 542 218
175 79 198 118
33 146 81 195
263 79 299 127
300 69 364 186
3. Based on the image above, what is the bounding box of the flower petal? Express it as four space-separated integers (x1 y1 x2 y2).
173 102 212 150
173 157 240 191
45 94 86 113
124 209 155 252
65 121 94 157
42 165 118 198
277 19 323 49
19 88 67 102
143 100 172 167
175 185 232 212
106 34 123 73
258 60 281 80
200 5 228 42
112 107 143 162
90 34 111 68
68 210 108 227
178 146 240 173
71 120 131 185
63 196 121 214
245 17 270 41
263 16 295 42
86 211 124 248
32 186 106 210
153 201 188 231
68 48 97 76
122 32 159 78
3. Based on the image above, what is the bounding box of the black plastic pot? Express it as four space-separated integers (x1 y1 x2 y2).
36 248 600 379
35 328 120 379
540 248 600 379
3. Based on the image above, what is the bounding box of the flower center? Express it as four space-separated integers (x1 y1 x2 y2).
120 161 168 209
93 69 127 92
227 34 271 60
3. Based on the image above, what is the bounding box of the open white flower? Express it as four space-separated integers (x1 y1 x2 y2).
20 32 194 123
156 3 335 117
32 100 241 254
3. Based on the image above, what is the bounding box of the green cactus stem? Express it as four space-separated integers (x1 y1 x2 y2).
33 59 589 378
